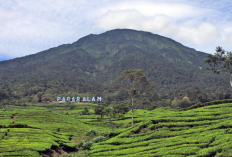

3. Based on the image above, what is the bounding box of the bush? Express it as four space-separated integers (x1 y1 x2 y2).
92 136 107 143
77 140 93 150
77 140 84 148
113 103 130 117
171 98 182 108
94 105 105 118
100 132 108 137
81 129 107 150
156 99 172 107
81 107 90 115
179 96 192 108
85 129 97 137
81 141 93 150
171 96 192 108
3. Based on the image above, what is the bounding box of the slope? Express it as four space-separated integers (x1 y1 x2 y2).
0 29 230 102
89 103 232 156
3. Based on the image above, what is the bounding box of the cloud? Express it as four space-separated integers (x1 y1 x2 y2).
222 27 232 49
0 0 100 57
0 0 96 58
96 9 219 46
177 23 219 45
0 0 232 59
0 8 21 21
93 0 232 54
95 1 211 20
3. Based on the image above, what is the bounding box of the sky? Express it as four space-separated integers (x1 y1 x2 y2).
0 0 232 61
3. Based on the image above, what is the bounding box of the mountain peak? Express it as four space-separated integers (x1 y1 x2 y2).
0 29 228 103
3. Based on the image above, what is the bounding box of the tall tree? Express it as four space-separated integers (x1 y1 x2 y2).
204 46 232 87
94 104 105 119
119 69 153 126
37 92 43 103
104 107 115 131
113 103 130 118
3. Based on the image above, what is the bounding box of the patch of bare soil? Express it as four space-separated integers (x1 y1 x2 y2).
11 113 18 124
40 145 78 157
73 136 91 143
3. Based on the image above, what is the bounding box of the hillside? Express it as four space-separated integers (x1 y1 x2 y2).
0 29 230 105
89 103 232 156
1 101 232 156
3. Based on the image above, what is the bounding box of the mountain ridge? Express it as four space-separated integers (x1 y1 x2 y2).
0 29 230 105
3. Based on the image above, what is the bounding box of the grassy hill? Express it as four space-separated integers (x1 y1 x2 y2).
1 101 232 156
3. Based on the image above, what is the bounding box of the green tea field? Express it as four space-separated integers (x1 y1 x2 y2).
89 103 232 157
1 102 232 156
0 103 116 156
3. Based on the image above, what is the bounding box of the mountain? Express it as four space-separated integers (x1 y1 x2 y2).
0 29 230 105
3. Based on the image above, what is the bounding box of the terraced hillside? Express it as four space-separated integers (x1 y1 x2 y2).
1 102 232 156
89 103 232 157
0 103 115 156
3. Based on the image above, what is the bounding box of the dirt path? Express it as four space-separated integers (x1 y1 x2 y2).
40 146 78 157
11 114 17 124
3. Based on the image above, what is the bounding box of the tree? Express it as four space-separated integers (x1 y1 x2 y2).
3 83 12 98
82 107 90 115
104 107 115 131
37 92 43 103
171 97 182 108
0 90 8 101
187 87 208 104
171 96 192 108
204 46 232 87
119 69 153 126
180 96 192 108
94 104 105 119
113 103 130 118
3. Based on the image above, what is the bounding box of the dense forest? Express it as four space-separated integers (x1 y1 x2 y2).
0 29 231 109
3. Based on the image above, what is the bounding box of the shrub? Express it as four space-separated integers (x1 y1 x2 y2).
81 107 90 115
77 140 93 150
92 136 107 143
81 141 93 150
180 96 192 108
100 132 108 137
77 140 84 148
171 98 182 108
85 129 97 137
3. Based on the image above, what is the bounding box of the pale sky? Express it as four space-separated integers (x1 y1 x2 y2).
0 0 232 61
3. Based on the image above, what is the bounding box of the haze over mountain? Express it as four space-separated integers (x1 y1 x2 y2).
0 29 230 104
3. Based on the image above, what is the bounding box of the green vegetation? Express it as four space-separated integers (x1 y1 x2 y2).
0 103 116 156
0 29 231 110
1 101 232 156
78 129 108 150
89 102 232 157
205 46 232 87
1 30 232 156
119 69 153 126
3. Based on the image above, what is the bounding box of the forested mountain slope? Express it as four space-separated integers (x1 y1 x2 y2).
0 29 230 104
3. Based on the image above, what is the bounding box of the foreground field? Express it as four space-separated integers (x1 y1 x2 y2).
1 102 232 156
0 103 118 156
89 103 232 157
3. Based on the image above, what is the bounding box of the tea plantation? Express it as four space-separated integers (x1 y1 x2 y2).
0 103 115 156
1 102 232 156
89 103 232 157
